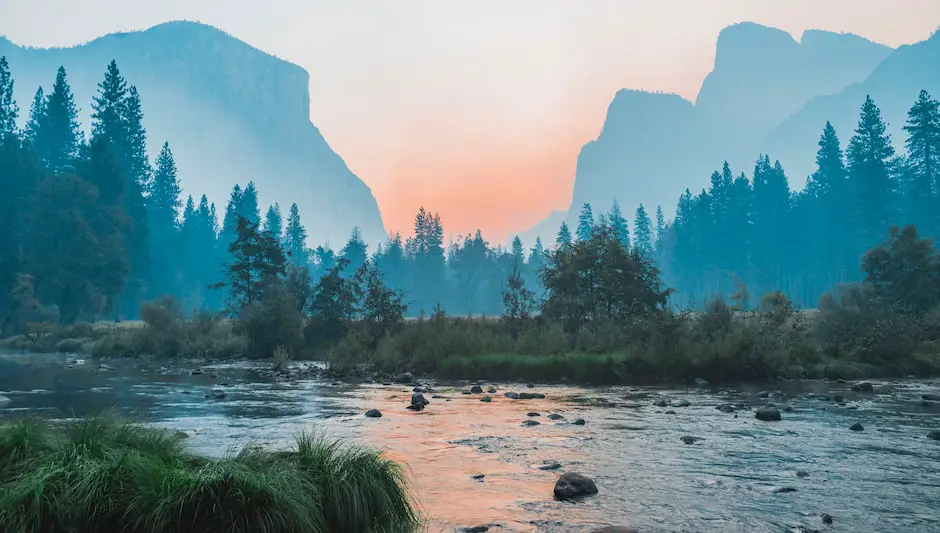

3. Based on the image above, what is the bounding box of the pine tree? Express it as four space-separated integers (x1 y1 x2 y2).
0 56 18 137
633 204 653 257
220 185 244 246
341 227 369 274
36 66 81 173
263 203 283 240
239 181 261 226
148 142 182 297
654 205 666 253
511 236 524 264
847 95 896 254
556 222 572 248
222 215 286 312
122 86 152 193
23 87 44 145
607 200 629 248
91 60 127 144
576 203 594 241
284 202 308 267
903 90 940 234
806 121 851 283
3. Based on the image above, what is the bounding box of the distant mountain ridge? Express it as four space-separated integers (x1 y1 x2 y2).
520 22 896 247
0 21 387 248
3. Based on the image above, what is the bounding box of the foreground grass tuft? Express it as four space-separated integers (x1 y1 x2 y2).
0 414 418 533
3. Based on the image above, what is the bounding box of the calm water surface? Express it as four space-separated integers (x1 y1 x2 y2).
1 352 939 533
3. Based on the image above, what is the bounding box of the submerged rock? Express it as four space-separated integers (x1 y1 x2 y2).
522 420 540 427
927 430 940 441
487 387 497 394
680 435 704 445
538 462 562 470
553 472 598 501
849 422 864 431
458 526 491 533
716 403 735 413
573 418 586 426
364 409 382 418
505 392 520 399
851 382 874 392
653 398 668 407
755 407 781 421
527 412 541 417
518 392 546 400
674 399 691 407
480 396 492 403
547 413 565 420
205 390 227 400
470 385 484 394
821 513 833 525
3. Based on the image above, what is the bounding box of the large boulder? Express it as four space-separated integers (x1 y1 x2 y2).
553 472 598 501
407 392 429 411
755 407 781 421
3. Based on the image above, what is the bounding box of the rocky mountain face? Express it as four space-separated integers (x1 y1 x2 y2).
521 22 893 247
0 21 386 247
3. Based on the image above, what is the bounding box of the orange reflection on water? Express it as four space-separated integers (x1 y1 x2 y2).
337 386 585 532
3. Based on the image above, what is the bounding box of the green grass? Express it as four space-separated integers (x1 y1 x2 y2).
0 413 418 533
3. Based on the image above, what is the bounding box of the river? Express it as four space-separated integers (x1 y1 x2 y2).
1 352 938 533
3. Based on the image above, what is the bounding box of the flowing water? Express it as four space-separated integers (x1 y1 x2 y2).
1 352 939 533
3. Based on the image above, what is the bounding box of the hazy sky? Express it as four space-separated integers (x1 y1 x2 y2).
2 1 939 241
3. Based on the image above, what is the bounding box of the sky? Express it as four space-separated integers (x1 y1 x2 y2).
2 1 939 242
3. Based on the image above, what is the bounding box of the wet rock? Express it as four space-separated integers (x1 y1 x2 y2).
757 391 771 398
553 472 598 501
755 407 781 421
538 462 562 470
773 486 797 494
526 383 535 388
674 399 691 407
518 392 546 400
573 418 586 426
480 396 492 403
431 395 446 399
849 422 864 431
458 526 490 533
927 430 940 441
471 474 485 480
394 372 415 384
522 420 540 427
851 382 874 392
527 412 540 417
653 398 668 407
470 385 484 394
821 513 833 525
412 386 427 393
716 403 735 413
365 409 382 418
505 392 520 399
205 390 227 400
592 527 638 533
922 394 940 401
680 435 704 445
694 378 709 387
547 413 565 420
664 410 676 415
487 387 497 394
407 392 429 411
796 470 809 478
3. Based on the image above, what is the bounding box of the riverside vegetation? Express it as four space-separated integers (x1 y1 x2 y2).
0 413 417 533
2 59 940 383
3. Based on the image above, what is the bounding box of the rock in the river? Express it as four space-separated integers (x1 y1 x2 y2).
927 430 940 441
773 486 797 494
553 472 598 501
407 392 429 411
526 383 535 388
849 422 864 431
471 474 485 480
487 387 497 394
365 409 382 418
674 399 691 407
547 413 565 420
538 462 562 470
470 385 484 394
573 418 586 426
680 435 704 445
664 410 676 415
458 526 491 533
821 513 833 525
205 390 227 399
922 394 940 401
527 412 541 417
796 470 810 478
505 392 520 399
522 420 540 427
480 396 492 403
755 407 781 421
518 392 546 400
716 403 735 413
592 527 638 533
851 382 874 392
653 398 668 407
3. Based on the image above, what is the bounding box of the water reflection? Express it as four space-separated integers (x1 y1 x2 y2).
1 352 939 533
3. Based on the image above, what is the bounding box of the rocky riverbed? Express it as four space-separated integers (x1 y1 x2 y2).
1 352 939 532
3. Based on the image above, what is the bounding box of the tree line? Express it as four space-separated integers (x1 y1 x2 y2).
1 55 939 333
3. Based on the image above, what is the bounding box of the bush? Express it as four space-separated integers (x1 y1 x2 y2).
0 414 418 533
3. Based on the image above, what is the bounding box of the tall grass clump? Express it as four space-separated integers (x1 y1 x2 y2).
0 414 418 533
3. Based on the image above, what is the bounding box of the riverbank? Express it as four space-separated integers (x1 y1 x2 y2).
3 296 940 387
0 413 417 533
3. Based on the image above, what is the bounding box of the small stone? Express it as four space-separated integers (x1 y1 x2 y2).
364 409 382 418
849 422 864 431
538 462 562 470
796 470 809 478
480 396 492 403
526 383 535 388
470 474 485 480
205 390 226 400
755 407 781 421
487 387 497 394
927 430 940 441
505 392 520 399
522 420 540 427
573 418 586 425
527 412 540 417
653 399 668 407
851 382 874 392
675 399 691 407
470 385 484 394
458 526 490 533
664 410 676 415
716 403 735 413
680 435 704 444
773 486 797 494
821 513 833 525
547 413 565 420
518 392 546 399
